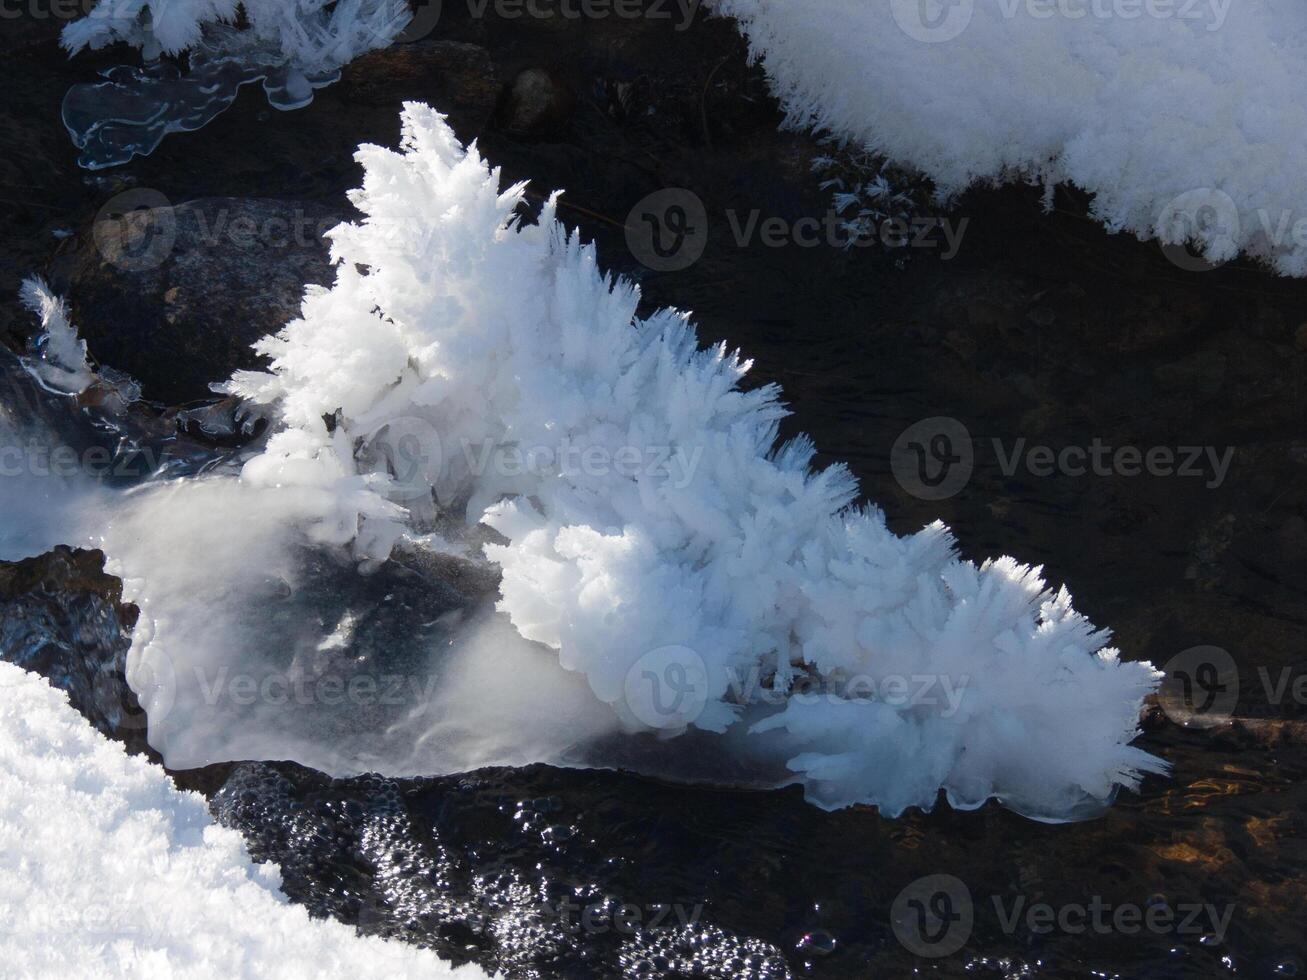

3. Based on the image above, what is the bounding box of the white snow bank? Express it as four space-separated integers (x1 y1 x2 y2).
0 662 491 980
146 102 1158 820
709 0 1307 275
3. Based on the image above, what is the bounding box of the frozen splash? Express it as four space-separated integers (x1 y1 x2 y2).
61 1 412 169
62 27 344 171
10 106 1166 822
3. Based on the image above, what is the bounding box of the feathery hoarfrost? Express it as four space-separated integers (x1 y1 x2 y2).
18 277 94 394
209 103 1165 820
63 0 411 69
0 663 490 979
709 0 1307 275
61 0 412 168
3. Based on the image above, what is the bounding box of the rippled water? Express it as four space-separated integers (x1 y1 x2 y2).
3 6 1307 978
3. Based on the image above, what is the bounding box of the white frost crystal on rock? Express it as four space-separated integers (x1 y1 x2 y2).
211 103 1166 820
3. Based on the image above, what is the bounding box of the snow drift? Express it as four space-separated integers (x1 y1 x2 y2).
0 662 489 979
17 104 1164 821
709 0 1307 275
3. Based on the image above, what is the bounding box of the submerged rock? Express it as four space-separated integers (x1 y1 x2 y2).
49 197 346 405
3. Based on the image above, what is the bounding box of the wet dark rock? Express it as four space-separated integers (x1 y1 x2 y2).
1154 348 1227 397
172 394 268 446
0 546 147 753
499 68 575 137
48 197 347 405
337 40 499 134
0 6 71 55
0 543 796 978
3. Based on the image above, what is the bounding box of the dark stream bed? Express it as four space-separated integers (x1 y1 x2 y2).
2 4 1306 979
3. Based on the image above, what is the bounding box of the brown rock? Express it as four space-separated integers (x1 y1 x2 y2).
500 68 575 136
337 40 499 136
49 197 347 405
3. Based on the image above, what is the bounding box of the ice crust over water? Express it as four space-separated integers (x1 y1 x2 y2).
61 0 412 168
709 0 1307 275
17 105 1165 821
0 662 491 979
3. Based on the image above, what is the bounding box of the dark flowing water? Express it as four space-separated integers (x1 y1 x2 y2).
2 5 1306 979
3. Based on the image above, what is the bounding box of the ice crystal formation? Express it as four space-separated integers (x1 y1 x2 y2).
16 105 1165 822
